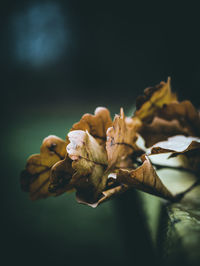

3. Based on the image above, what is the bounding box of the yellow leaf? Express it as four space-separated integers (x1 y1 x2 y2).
135 77 177 122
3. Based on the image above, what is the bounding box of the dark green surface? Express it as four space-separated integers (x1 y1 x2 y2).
137 162 200 266
159 185 200 266
2 103 155 266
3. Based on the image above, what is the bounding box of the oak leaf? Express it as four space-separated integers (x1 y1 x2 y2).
48 109 144 206
139 117 189 147
157 100 200 137
48 156 75 194
135 79 200 147
135 77 177 123
106 108 143 169
20 79 200 207
76 184 129 208
20 135 66 200
66 130 108 203
116 155 173 200
48 107 112 195
71 107 112 146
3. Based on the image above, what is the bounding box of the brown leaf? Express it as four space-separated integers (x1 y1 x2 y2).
76 184 129 208
135 79 200 147
116 155 173 200
66 130 108 203
135 77 177 123
48 107 112 195
106 108 143 169
139 117 189 147
157 100 200 137
48 156 75 194
20 135 66 200
71 107 112 146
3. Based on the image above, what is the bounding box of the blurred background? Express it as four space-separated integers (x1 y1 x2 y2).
2 1 200 109
1 1 200 266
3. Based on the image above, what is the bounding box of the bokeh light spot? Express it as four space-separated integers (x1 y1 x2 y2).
13 2 67 67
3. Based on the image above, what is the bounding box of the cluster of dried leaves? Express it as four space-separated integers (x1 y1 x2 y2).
20 78 200 207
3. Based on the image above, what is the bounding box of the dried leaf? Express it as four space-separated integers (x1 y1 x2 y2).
116 155 173 200
135 77 177 122
21 82 199 207
71 107 112 146
106 108 143 169
67 130 108 202
20 135 66 200
157 100 200 137
139 117 189 147
48 107 112 195
48 156 75 194
76 184 129 208
135 79 200 147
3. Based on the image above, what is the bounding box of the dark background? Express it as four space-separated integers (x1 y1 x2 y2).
2 1 200 109
1 1 200 266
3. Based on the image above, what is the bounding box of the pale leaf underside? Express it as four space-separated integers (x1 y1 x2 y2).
151 135 200 156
